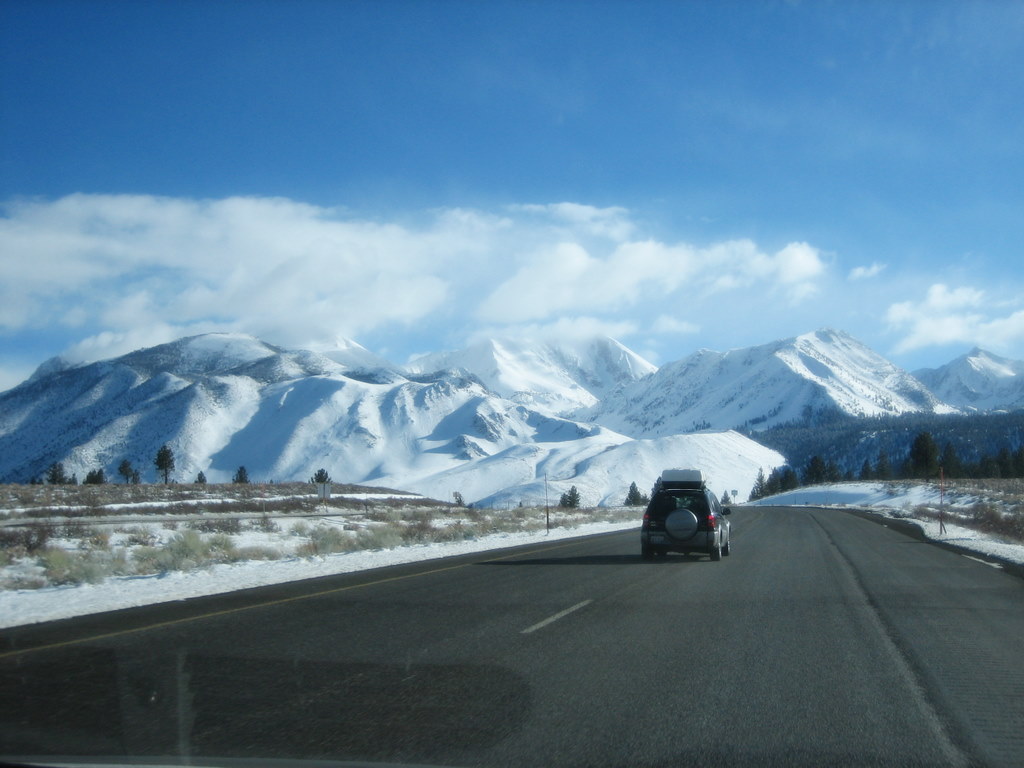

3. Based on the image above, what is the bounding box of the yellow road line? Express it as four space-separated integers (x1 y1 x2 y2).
0 536 603 660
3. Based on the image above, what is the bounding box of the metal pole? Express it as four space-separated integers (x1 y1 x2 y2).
544 474 550 534
939 466 946 534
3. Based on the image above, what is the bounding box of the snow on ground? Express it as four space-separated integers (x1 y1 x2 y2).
0 519 637 629
749 482 1024 567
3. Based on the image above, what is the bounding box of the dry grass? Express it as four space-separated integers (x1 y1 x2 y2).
914 501 1024 543
0 481 639 588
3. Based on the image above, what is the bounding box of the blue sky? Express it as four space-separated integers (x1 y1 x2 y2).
2 0 1023 391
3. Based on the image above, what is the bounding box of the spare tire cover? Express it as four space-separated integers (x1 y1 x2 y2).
665 510 699 540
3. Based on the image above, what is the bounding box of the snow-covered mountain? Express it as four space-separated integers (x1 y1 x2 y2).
589 329 956 437
914 348 1024 412
407 336 656 416
0 333 780 504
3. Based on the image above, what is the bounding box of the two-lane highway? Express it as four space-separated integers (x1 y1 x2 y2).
2 506 1023 766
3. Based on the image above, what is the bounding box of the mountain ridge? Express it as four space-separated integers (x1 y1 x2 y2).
587 329 956 437
3 329 1018 504
0 332 782 504
914 348 1024 412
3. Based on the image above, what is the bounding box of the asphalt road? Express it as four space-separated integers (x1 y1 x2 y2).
2 506 1023 767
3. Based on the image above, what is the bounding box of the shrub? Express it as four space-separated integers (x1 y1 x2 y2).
298 525 351 557
1 572 48 590
0 523 54 554
38 547 111 585
401 517 436 543
355 527 404 550
970 502 1002 533
205 533 238 563
131 546 164 574
189 518 243 534
249 515 280 533
235 545 282 561
81 529 111 550
162 530 212 570
117 526 158 547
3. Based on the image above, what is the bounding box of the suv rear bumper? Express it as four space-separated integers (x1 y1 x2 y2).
642 530 721 554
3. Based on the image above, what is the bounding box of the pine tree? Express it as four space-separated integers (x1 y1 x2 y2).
907 432 939 479
749 468 767 501
940 442 961 479
310 468 331 484
876 449 893 480
803 455 828 485
195 471 207 484
155 444 175 484
624 481 645 506
859 458 873 480
118 459 134 484
45 462 69 485
83 468 106 485
233 466 250 484
559 485 581 508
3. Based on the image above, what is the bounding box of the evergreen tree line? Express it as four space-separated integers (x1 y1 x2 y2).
749 409 1024 481
749 428 1024 501
34 443 337 487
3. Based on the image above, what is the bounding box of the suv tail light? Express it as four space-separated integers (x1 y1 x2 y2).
706 513 717 531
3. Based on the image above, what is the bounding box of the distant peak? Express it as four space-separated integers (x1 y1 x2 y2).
807 327 854 344
26 355 80 384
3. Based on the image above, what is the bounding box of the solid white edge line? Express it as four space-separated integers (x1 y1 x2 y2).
521 599 594 634
962 554 1003 569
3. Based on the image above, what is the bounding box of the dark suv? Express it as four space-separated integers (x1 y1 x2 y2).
640 469 731 561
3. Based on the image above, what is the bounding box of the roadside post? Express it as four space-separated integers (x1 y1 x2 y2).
544 474 550 534
317 481 330 513
938 467 946 534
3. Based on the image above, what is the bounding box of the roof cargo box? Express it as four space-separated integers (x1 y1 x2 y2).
660 468 705 490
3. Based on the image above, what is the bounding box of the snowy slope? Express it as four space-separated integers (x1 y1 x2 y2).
408 336 656 416
591 329 956 436
439 429 783 509
7 329 974 505
1 333 777 504
914 348 1024 412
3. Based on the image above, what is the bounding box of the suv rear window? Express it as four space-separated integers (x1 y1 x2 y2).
647 490 709 519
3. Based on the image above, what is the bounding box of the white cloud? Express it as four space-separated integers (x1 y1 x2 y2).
652 315 701 335
0 194 480 362
886 283 1024 353
477 242 596 324
0 194 833 367
510 202 635 241
469 316 640 347
848 262 886 280
477 237 827 324
774 242 826 284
